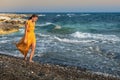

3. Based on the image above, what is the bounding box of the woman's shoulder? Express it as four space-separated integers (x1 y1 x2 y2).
26 20 32 25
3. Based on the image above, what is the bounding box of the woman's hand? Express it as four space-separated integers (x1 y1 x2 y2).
24 38 27 44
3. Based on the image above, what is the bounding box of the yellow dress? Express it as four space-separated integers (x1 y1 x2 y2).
16 20 36 57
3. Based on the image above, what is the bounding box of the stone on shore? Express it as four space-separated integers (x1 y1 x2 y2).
0 54 120 80
0 13 28 34
0 22 19 34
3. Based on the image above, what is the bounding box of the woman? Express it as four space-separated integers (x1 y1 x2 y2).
16 14 38 62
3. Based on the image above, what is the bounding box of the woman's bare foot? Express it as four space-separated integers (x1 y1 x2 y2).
24 57 27 61
29 60 34 63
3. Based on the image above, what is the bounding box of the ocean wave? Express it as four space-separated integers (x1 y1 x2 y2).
0 40 11 44
54 36 97 43
36 33 50 37
67 13 89 17
38 14 46 17
37 22 54 27
71 31 120 42
67 14 75 17
0 36 7 39
36 22 62 30
80 14 91 16
56 14 61 17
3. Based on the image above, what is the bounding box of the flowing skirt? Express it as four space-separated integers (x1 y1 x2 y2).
16 31 36 57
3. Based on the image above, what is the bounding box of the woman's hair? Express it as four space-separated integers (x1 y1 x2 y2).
28 14 38 20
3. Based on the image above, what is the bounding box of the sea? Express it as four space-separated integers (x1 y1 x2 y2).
0 12 120 77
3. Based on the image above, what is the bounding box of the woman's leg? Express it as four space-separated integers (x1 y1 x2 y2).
24 54 27 61
29 43 36 62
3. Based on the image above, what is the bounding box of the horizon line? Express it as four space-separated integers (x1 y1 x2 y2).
0 11 120 13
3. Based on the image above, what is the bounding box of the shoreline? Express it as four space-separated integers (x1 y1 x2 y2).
0 53 120 80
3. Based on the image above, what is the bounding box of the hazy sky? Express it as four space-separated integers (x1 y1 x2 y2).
0 0 120 12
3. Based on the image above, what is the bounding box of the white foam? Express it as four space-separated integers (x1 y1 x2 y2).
35 53 44 57
54 36 97 43
37 22 54 27
93 71 119 78
38 14 46 17
71 31 120 42
1 36 7 39
36 33 50 37
80 14 91 16
67 14 75 16
67 14 75 17
0 40 11 44
19 28 24 34
37 22 62 30
56 14 61 17
13 37 21 41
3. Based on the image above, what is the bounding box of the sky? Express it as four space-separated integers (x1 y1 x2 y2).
0 0 120 12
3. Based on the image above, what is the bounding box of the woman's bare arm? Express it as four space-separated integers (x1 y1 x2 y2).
24 21 28 43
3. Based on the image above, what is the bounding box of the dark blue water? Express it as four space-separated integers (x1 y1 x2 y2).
0 13 120 77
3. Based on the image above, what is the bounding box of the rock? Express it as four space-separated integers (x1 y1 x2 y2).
0 22 19 34
5 18 26 27
0 13 28 19
0 16 11 21
0 13 28 34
